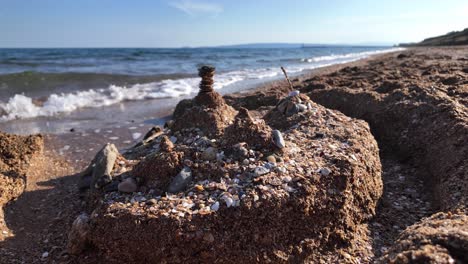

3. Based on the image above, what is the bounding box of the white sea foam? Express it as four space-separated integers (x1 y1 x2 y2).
0 48 403 121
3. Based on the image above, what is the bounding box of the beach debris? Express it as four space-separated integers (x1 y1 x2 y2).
78 143 119 190
319 167 332 176
254 165 270 177
118 178 138 193
211 201 220 211
266 155 276 163
167 167 192 193
288 90 300 97
143 126 163 141
67 213 90 255
201 146 218 161
272 130 286 149
281 66 295 91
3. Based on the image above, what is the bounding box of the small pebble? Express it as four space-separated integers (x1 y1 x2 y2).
288 90 300 97
118 178 138 193
320 167 331 176
272 130 286 149
254 166 270 177
297 103 308 112
266 155 276 163
211 202 220 211
201 147 217 161
42 252 49 258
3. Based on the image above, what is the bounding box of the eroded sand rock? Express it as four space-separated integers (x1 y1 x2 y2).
300 49 468 212
378 212 468 263
223 107 272 149
0 132 43 235
75 82 382 263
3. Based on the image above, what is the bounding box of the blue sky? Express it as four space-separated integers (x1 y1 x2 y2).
0 0 467 47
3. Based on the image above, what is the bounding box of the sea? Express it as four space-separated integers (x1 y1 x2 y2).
0 46 401 134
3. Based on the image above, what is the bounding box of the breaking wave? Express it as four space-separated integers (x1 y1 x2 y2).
0 48 403 121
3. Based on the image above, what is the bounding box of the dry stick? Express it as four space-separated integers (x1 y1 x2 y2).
281 66 294 91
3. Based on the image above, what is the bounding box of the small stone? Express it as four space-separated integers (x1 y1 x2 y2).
297 103 308 112
320 167 331 176
195 185 204 192
118 178 137 193
167 167 192 193
288 90 300 97
164 120 174 129
67 213 90 255
276 167 287 174
211 201 220 211
146 199 158 205
103 180 119 192
307 102 312 110
203 233 215 243
266 155 276 163
272 130 286 149
254 166 270 177
253 194 259 201
264 162 276 170
169 136 177 144
223 196 234 208
285 102 299 116
277 100 288 113
183 159 193 167
201 147 217 161
42 252 49 258
242 159 250 165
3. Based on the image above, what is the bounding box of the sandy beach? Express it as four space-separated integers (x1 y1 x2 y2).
0 46 467 263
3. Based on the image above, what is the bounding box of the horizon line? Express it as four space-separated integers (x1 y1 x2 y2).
0 42 397 49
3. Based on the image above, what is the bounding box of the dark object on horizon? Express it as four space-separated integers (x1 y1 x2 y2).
399 28 468 47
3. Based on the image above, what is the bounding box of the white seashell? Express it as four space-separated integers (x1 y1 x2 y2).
223 196 234 208
211 202 220 211
288 90 300 97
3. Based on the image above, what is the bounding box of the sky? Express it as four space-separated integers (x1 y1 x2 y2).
0 0 467 48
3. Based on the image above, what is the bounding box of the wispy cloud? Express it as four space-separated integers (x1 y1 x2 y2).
170 0 223 17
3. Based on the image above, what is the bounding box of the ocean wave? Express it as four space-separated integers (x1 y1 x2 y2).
0 48 403 121
300 48 404 63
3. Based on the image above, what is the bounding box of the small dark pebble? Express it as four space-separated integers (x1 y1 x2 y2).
103 181 119 192
70 128 75 132
315 132 325 138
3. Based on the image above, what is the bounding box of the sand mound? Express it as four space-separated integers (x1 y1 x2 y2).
0 132 43 237
70 67 382 263
291 48 468 260
378 212 468 263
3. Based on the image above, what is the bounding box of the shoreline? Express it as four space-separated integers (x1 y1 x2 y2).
2 50 402 171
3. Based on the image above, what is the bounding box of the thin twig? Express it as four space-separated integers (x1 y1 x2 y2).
281 66 294 91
